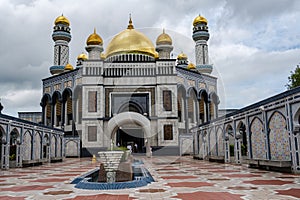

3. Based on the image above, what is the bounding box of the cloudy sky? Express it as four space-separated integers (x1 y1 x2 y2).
1 0 300 117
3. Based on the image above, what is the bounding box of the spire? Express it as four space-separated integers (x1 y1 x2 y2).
127 14 134 29
94 27 96 34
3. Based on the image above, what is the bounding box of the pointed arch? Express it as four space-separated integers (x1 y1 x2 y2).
209 128 217 156
52 91 62 127
209 92 219 120
250 117 266 159
22 130 32 161
237 121 247 156
199 89 208 123
187 87 197 123
216 126 225 156
34 131 42 160
268 111 290 161
41 94 52 126
177 84 186 123
62 88 73 126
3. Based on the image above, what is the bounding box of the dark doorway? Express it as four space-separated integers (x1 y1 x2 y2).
116 128 145 153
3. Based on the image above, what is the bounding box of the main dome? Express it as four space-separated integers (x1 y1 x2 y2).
105 18 157 58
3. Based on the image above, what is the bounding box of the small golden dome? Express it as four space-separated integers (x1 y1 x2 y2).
55 14 70 26
105 17 157 58
100 53 106 60
177 52 188 60
64 63 74 70
193 15 208 26
77 53 88 60
187 62 196 70
86 28 103 45
156 29 172 45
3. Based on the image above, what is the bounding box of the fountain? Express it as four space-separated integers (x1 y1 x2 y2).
98 151 124 183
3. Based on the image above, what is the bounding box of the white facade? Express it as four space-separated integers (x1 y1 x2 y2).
41 15 219 156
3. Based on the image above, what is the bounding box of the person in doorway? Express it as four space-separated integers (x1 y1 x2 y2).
133 143 138 153
127 144 132 153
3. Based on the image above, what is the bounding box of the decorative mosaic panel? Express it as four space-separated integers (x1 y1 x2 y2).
269 112 290 161
188 80 195 87
209 132 217 156
51 135 56 157
176 77 184 84
22 132 32 160
217 128 225 156
34 133 41 160
250 118 266 159
57 137 62 157
199 83 206 89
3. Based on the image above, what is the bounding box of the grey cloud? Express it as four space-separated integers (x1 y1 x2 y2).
1 0 300 117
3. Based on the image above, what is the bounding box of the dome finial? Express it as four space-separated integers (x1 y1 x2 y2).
163 28 165 34
127 13 134 29
94 28 96 34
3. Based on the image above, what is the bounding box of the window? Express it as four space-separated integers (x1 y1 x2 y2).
164 125 173 140
163 90 172 111
88 91 97 112
88 126 97 142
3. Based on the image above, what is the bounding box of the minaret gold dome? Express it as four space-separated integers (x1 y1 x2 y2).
86 28 103 45
77 53 88 60
156 29 172 45
193 15 208 26
64 63 74 70
105 16 157 58
55 14 70 26
177 52 188 60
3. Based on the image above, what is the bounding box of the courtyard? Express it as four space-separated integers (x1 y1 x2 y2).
0 156 299 200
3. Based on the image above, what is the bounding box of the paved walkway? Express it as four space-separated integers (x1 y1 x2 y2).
0 156 299 199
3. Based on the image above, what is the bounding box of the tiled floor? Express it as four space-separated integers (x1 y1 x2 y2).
0 156 299 199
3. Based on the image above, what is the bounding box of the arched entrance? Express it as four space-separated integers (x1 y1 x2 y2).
107 112 151 156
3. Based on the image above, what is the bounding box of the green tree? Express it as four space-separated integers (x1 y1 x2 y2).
287 65 300 89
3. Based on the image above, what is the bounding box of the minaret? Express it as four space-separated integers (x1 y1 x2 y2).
156 29 173 59
50 14 72 75
192 15 212 74
85 28 103 60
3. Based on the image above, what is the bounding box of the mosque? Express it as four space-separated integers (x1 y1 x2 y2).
40 14 219 157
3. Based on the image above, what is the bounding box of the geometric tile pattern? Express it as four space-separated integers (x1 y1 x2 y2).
217 127 225 156
269 111 290 161
250 117 266 159
0 156 299 200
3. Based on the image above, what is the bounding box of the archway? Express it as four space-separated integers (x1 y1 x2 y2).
177 85 186 125
187 88 197 124
43 134 50 160
107 112 151 155
9 128 20 167
237 121 247 156
199 90 208 124
225 124 234 160
0 126 5 166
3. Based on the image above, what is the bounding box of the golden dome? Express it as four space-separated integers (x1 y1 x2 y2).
55 15 70 26
105 17 157 58
64 63 74 70
156 29 172 45
193 15 208 26
86 28 103 45
187 62 196 70
77 53 88 60
177 52 188 60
